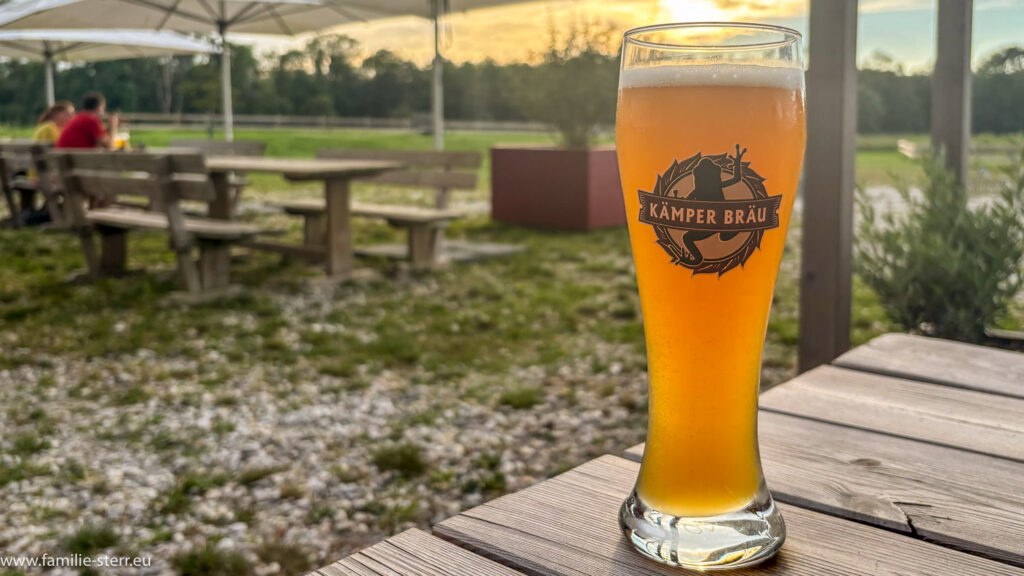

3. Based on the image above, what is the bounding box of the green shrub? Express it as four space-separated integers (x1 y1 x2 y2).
856 150 1024 341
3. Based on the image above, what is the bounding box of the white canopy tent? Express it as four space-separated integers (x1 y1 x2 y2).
0 0 533 146
0 29 217 106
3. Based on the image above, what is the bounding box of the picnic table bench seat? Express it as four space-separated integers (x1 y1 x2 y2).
270 148 482 270
85 207 262 240
50 150 264 295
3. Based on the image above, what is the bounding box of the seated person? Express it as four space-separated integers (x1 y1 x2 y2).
32 101 74 144
15 102 75 225
56 92 119 149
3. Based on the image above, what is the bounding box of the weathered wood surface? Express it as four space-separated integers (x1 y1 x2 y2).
435 455 1023 576
625 410 1024 565
798 0 857 372
314 529 523 576
205 156 400 181
317 148 481 168
169 139 267 157
87 208 261 240
360 169 477 190
276 200 463 224
760 365 1024 461
49 150 206 173
833 333 1024 398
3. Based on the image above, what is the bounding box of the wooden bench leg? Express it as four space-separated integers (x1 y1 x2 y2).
407 224 440 270
18 189 36 213
173 246 202 294
198 241 231 291
2 187 19 228
98 227 128 276
303 213 326 248
77 228 100 277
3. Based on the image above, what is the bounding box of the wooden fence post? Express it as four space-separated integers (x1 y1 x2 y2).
932 0 973 184
799 0 858 373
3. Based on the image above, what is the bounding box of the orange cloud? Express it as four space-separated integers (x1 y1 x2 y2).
303 0 806 65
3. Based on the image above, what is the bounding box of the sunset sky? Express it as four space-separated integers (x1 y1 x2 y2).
242 0 1024 71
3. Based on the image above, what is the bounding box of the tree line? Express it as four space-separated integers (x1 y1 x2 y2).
1 35 1022 135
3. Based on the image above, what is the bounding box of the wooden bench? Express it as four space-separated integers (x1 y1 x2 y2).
169 139 267 216
273 149 480 270
50 151 262 294
0 140 61 226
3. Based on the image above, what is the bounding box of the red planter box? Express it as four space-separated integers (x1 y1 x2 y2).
491 146 625 230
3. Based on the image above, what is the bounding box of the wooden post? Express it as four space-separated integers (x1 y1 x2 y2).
407 225 440 270
324 177 353 278
98 228 128 276
198 241 231 290
799 0 858 373
303 214 327 248
931 0 973 184
208 172 233 220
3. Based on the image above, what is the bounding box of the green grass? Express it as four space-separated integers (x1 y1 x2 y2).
498 386 544 409
371 443 428 479
172 544 251 576
65 524 118 555
159 471 230 515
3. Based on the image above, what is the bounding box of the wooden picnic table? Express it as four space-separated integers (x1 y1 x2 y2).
312 333 1024 576
204 156 402 278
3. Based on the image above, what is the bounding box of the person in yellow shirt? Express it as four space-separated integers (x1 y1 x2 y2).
18 101 74 225
32 101 74 143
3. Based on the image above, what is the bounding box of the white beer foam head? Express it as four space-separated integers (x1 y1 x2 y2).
619 64 803 90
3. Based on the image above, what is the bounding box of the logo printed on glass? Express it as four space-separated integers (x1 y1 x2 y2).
637 145 783 275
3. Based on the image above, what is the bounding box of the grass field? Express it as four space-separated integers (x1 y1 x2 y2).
0 125 977 190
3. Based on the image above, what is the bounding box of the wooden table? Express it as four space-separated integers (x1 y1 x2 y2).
312 333 1024 575
204 156 401 277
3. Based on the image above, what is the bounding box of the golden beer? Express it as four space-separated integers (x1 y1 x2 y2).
617 24 804 570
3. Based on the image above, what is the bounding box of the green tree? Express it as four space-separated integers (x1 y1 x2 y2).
515 20 618 147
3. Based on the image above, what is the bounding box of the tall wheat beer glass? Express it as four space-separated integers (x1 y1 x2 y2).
617 23 805 569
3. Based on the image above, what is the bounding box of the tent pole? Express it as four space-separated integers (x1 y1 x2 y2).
431 0 444 151
220 27 234 141
44 51 55 106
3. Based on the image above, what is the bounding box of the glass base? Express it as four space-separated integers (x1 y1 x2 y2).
619 486 785 571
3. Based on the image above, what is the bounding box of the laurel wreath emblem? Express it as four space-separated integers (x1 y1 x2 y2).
649 151 770 276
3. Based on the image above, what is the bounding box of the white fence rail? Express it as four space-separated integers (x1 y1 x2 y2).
120 112 551 133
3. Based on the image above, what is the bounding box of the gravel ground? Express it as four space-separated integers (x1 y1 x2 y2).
0 238 656 575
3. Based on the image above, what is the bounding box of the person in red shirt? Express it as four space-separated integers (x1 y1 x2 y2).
55 92 119 149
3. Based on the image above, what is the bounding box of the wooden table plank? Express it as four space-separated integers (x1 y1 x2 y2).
833 333 1024 398
760 365 1024 461
205 156 401 181
625 411 1024 565
435 455 1023 576
315 528 524 576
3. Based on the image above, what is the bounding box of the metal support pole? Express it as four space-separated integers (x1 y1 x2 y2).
798 0 858 372
220 27 234 141
431 0 444 151
44 51 55 106
931 0 973 183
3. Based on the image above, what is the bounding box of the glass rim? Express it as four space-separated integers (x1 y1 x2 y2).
623 22 802 51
